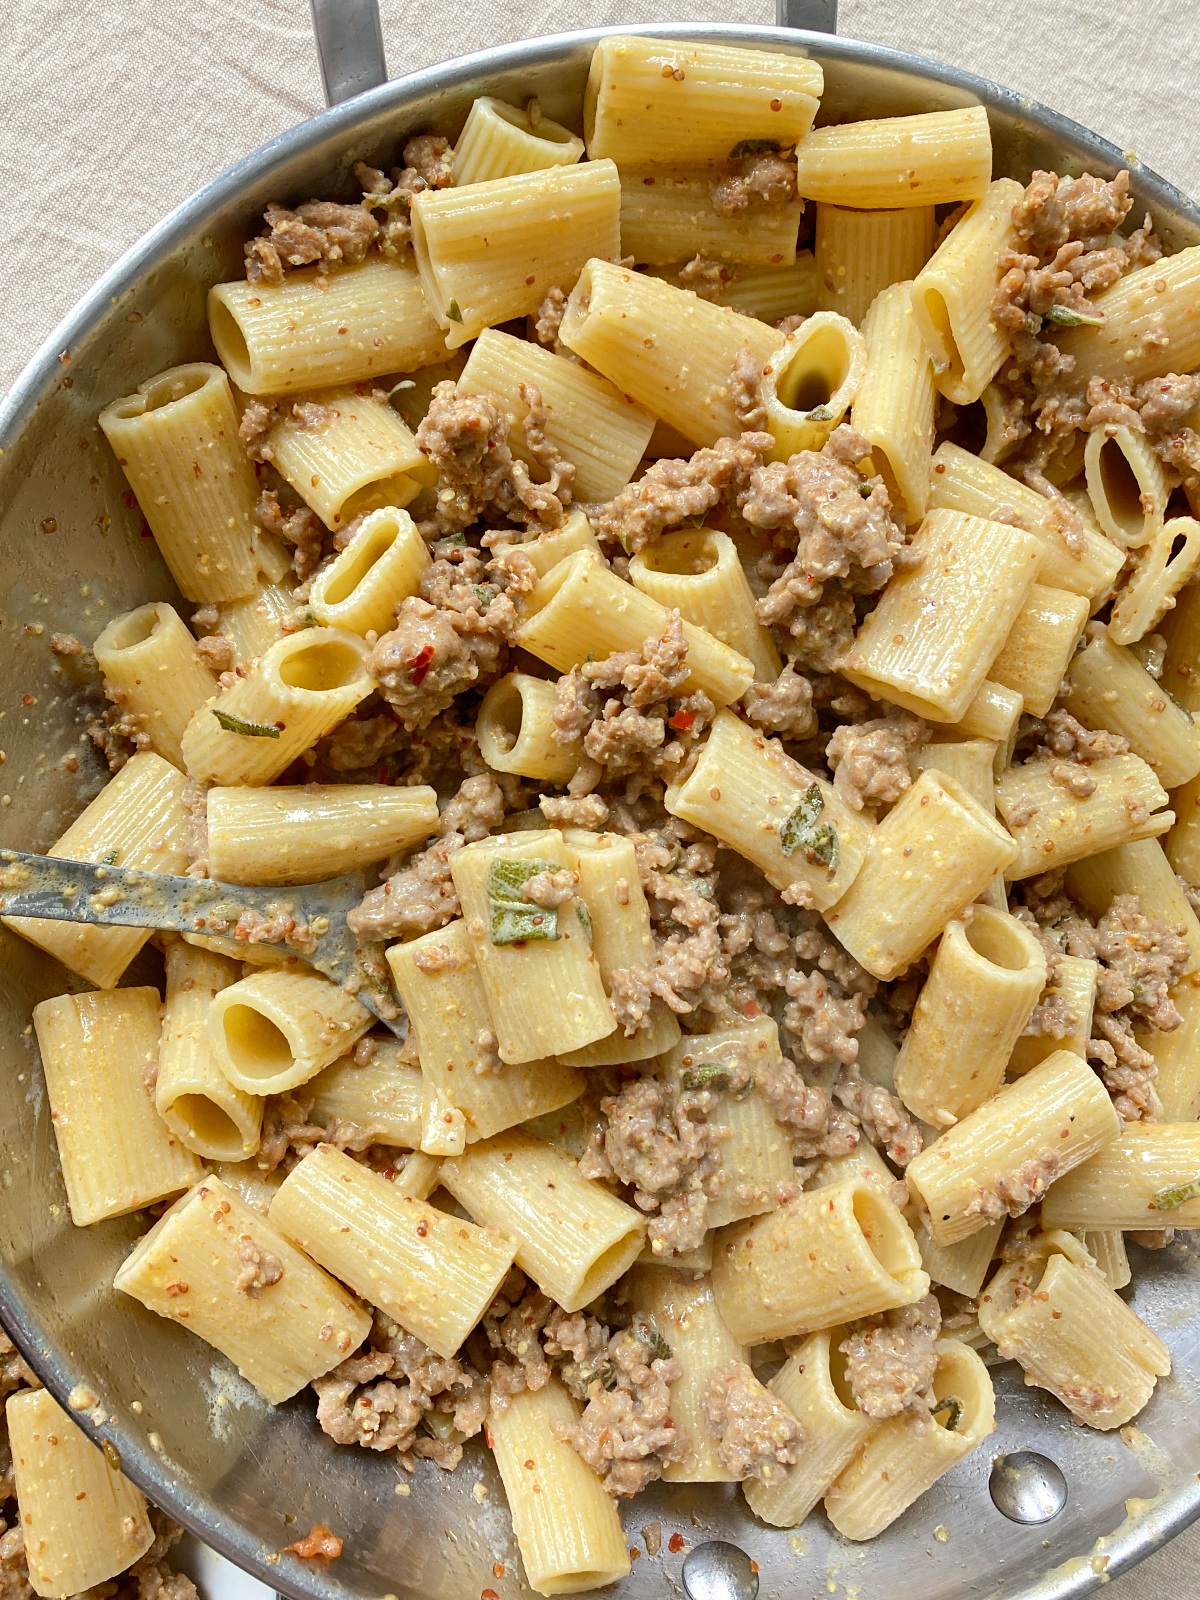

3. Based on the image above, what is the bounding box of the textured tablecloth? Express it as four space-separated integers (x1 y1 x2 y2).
1 1 1198 1595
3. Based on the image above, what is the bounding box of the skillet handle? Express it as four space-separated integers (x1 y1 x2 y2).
775 0 838 29
310 0 388 105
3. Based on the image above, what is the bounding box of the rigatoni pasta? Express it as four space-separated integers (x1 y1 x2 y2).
92 602 217 767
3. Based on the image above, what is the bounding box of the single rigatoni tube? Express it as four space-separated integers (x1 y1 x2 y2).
1063 623 1200 789
743 1329 876 1527
266 389 430 532
157 940 263 1161
495 508 600 578
4 751 189 989
905 1049 1121 1246
910 178 1023 404
180 627 372 785
487 1380 630 1596
307 507 429 635
977 1230 1169 1429
809 1141 903 1201
208 968 372 1095
841 508 1044 721
306 1038 424 1149
477 673 581 785
92 602 217 767
628 527 780 682
33 988 202 1226
917 1218 1005 1300
619 165 803 267
1040 1122 1200 1228
722 254 818 322
208 258 446 395
559 830 681 1067
1161 576 1200 715
584 36 822 164
441 1130 646 1311
660 1021 795 1229
558 260 780 447
950 681 1024 768
908 738 1003 905
1110 517 1200 647
218 578 296 666
1142 973 1200 1121
457 327 656 502
852 281 936 525
449 829 616 1063
824 1340 995 1540
7 1387 154 1598
995 752 1171 879
630 1267 746 1482
386 919 583 1143
990 585 1090 718
1083 425 1169 551
794 108 992 208
894 908 1047 1126
99 363 259 602
1052 245 1200 387
411 161 621 347
666 709 872 913
1066 837 1200 975
113 1175 371 1402
927 442 1124 600
514 551 755 707
824 770 1017 981
1008 954 1098 1075
712 1177 929 1344
271 1143 514 1355
454 96 584 186
1086 1229 1132 1291
816 205 935 325
760 312 867 458
206 782 438 885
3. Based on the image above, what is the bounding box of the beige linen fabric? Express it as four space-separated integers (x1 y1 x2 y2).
0 1 1198 1595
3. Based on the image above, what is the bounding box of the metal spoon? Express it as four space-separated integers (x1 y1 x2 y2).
0 849 403 1035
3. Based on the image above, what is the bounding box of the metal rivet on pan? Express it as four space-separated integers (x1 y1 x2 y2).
989 1451 1068 1524
681 1541 760 1600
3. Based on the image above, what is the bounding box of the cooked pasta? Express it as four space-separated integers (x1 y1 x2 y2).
15 41 1200 1586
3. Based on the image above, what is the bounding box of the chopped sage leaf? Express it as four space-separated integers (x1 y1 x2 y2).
576 902 593 943
931 1395 963 1432
1043 303 1105 328
445 298 464 323
804 403 835 422
680 1058 735 1092
1151 1177 1200 1211
472 583 499 607
487 857 562 945
632 1314 673 1362
100 847 119 865
213 709 281 739
779 783 839 873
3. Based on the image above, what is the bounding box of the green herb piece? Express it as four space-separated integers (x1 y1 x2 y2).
446 298 464 324
100 847 119 865
486 857 562 945
779 783 839 873
681 1058 735 1092
858 482 875 499
803 403 835 422
1043 303 1105 328
472 583 499 607
579 1357 619 1392
576 902 593 943
729 138 787 160
632 1314 673 1361
1151 1177 1200 1211
930 1395 963 1432
213 709 281 739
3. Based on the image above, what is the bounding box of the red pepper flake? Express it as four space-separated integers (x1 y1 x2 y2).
21 695 35 706
140 520 154 539
284 1525 342 1560
123 490 138 507
376 765 392 785
668 708 695 732
668 1532 686 1554
492 1565 506 1579
407 644 435 684
749 1560 759 1574
482 1590 501 1600
742 998 763 1018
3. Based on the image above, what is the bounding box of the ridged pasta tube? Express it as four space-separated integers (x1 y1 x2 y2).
92 602 217 768
99 362 259 602
794 107 992 208
1062 623 1200 789
816 204 935 325
989 584 1089 718
996 751 1171 879
619 165 803 267
853 280 937 525
1040 1122 1200 1229
477 673 581 785
628 527 780 681
180 626 372 785
208 968 373 1095
712 1176 929 1343
1052 245 1200 387
453 96 584 186
760 312 868 458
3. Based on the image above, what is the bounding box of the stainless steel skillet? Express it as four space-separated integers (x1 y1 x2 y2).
1 6 1200 1600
